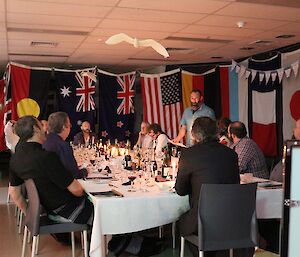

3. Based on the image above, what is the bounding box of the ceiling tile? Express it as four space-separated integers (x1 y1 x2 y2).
8 55 67 63
8 46 75 55
180 24 262 37
7 23 93 33
90 29 171 41
7 13 101 28
17 0 119 6
216 2 300 21
119 0 230 14
98 19 187 33
107 7 206 23
8 39 81 48
0 0 4 12
8 31 86 42
271 22 300 34
196 15 288 30
7 0 112 18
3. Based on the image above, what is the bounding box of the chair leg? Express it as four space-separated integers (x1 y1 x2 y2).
7 187 10 203
172 222 176 249
180 237 185 257
21 226 28 257
16 208 20 225
229 248 233 257
81 232 84 250
18 212 23 234
32 236 37 257
35 235 39 255
83 230 88 257
27 231 31 243
71 232 75 257
199 251 204 257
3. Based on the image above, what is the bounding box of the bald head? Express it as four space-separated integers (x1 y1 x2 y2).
81 121 91 133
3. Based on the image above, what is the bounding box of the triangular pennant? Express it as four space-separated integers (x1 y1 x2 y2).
285 68 292 78
265 71 271 84
291 61 299 77
271 72 277 82
251 70 257 83
239 66 246 77
277 69 284 83
235 65 241 73
259 72 265 83
231 60 237 71
245 70 251 80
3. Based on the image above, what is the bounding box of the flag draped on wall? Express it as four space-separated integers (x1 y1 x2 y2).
55 68 96 140
0 79 6 151
281 50 300 140
98 70 136 143
248 55 283 157
140 69 182 139
181 67 228 120
9 64 52 121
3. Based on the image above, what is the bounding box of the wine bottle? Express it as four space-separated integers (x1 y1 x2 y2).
162 151 171 178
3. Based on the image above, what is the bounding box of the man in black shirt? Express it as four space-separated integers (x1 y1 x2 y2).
9 115 93 225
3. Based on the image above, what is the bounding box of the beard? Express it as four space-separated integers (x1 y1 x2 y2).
191 102 200 108
83 129 90 133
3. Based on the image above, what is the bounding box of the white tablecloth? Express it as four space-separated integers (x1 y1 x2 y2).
80 180 189 257
80 179 283 257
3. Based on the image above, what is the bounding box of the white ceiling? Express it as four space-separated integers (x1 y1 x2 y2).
1 0 300 72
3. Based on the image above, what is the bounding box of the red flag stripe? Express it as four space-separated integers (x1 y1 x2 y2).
220 67 230 118
141 77 148 122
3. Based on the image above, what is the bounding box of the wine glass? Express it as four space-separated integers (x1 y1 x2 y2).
128 171 137 189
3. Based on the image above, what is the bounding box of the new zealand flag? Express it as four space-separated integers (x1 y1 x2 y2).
98 70 136 144
55 69 96 140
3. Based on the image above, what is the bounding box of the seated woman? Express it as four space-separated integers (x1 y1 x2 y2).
217 117 231 146
148 123 168 159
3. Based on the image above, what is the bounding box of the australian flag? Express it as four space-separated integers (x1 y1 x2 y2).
98 70 136 144
55 68 96 140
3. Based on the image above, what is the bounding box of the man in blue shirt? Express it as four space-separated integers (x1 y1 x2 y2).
173 89 215 146
43 112 87 179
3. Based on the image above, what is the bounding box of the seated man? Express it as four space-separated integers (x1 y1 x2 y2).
148 123 168 159
175 117 240 257
43 112 87 179
135 121 153 151
9 115 93 225
73 121 97 146
228 121 269 179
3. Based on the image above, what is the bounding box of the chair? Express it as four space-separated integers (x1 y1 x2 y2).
21 179 89 257
180 183 258 257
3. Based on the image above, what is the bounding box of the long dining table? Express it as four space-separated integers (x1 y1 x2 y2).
79 174 283 257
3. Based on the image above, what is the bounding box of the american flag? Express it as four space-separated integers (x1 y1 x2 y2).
141 69 183 139
117 74 135 115
75 71 96 112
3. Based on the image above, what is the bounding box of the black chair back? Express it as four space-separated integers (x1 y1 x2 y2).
198 183 258 251
24 179 43 236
